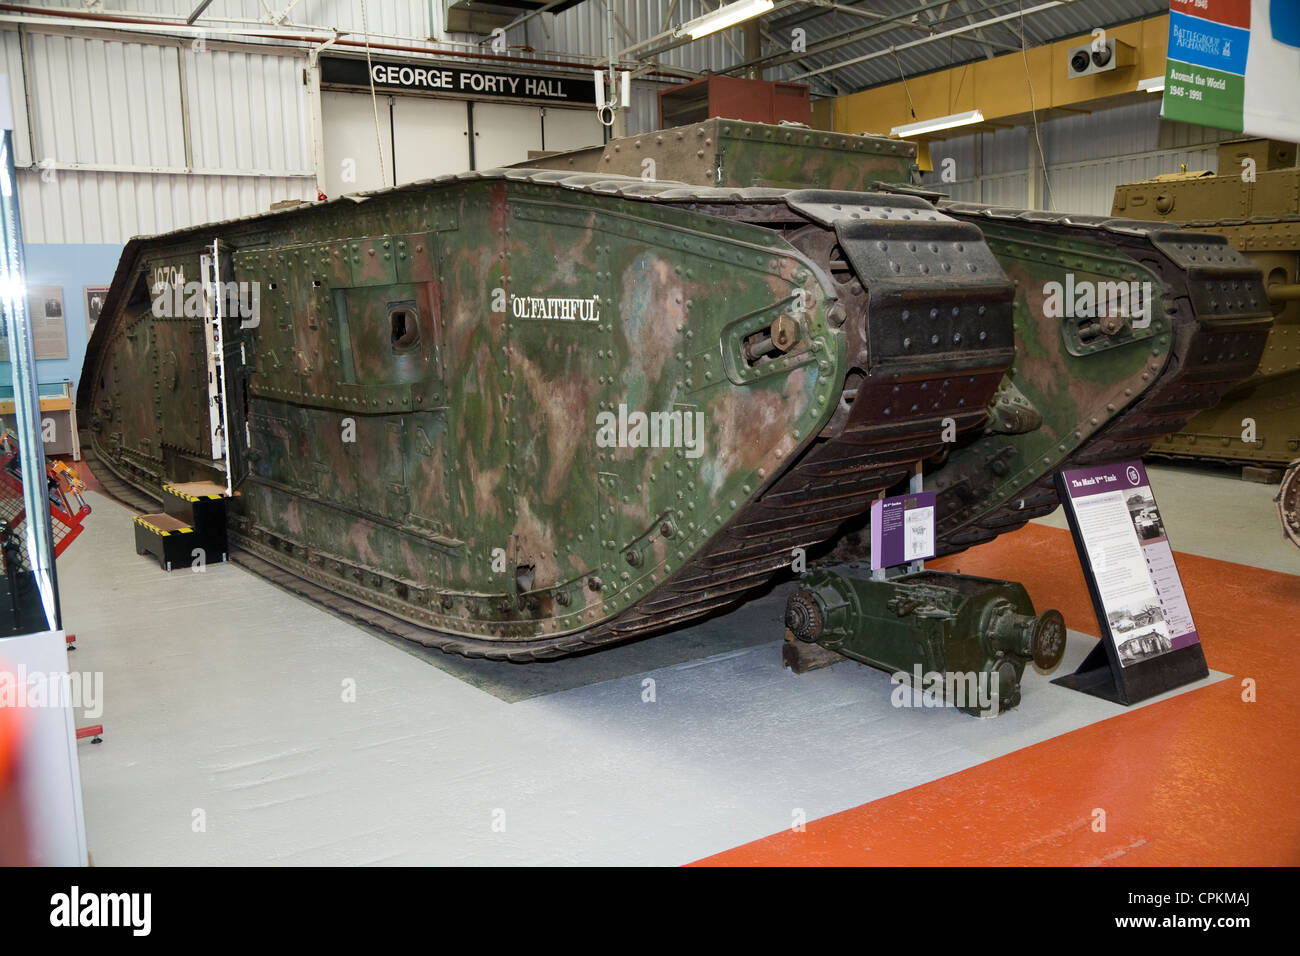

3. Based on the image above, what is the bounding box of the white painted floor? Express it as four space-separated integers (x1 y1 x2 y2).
60 487 1229 866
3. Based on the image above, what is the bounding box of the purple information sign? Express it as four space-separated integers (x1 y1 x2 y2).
1060 460 1200 665
870 491 936 570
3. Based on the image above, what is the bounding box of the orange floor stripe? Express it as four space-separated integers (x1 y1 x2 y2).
692 523 1300 866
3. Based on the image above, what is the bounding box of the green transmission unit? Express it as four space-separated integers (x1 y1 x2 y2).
784 568 1066 716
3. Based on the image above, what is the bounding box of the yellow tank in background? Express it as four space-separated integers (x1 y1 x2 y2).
1112 138 1300 473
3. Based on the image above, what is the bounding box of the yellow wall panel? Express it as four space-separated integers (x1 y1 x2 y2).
822 14 1173 137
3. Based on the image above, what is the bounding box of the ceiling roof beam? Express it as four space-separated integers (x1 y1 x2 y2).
768 0 1020 54
618 0 800 62
947 0 1002 58
789 0 1068 82
720 0 1003 76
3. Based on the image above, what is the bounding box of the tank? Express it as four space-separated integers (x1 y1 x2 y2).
1111 138 1300 469
78 120 1273 660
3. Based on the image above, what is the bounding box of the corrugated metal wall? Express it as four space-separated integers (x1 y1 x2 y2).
924 98 1237 215
3 25 315 243
0 27 31 166
27 31 187 169
184 46 312 174
21 171 315 244
1 3 680 240
20 0 439 39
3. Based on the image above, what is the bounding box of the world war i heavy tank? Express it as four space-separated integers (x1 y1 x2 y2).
78 120 1273 660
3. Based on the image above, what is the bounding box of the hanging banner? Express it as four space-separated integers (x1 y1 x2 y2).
1162 0 1300 141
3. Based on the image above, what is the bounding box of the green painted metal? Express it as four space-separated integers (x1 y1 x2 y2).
785 567 1066 716
518 118 917 190
914 206 1273 556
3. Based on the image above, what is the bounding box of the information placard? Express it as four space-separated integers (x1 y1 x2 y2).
1053 461 1208 704
28 285 67 360
870 491 935 570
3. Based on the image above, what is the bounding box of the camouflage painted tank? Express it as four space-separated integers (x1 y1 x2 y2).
527 121 1274 559
1111 138 1300 469
79 120 1272 659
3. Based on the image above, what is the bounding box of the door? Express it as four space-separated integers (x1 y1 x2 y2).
542 107 604 152
321 90 395 197
473 103 542 168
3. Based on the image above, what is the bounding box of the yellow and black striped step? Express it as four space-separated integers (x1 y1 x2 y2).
162 481 229 503
132 513 194 537
159 481 230 561
133 505 228 572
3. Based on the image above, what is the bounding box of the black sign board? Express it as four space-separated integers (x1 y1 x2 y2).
1052 461 1209 705
320 55 596 106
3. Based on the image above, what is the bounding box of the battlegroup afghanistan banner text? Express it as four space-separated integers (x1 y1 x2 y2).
1163 0 1300 141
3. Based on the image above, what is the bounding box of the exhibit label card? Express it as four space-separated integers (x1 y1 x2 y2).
1059 461 1199 667
870 491 936 570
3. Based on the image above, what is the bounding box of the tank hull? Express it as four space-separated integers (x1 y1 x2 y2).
80 170 1018 658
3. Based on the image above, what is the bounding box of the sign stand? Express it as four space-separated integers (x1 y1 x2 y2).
1052 462 1208 705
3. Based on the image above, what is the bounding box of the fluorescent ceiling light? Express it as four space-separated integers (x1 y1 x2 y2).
890 109 985 138
680 0 774 40
1137 76 1165 93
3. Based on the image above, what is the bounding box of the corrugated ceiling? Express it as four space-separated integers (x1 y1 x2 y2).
754 0 1173 95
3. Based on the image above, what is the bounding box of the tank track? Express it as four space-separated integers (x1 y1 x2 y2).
79 435 161 514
